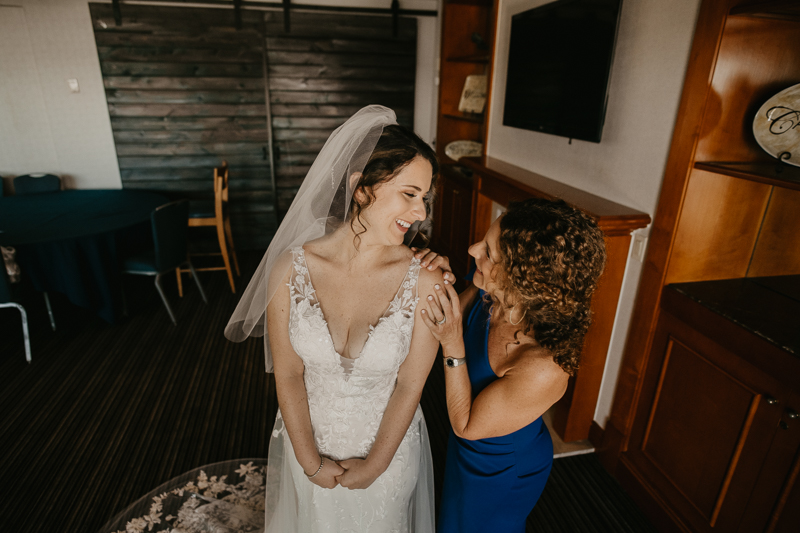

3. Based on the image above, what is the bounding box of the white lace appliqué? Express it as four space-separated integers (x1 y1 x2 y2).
274 247 425 532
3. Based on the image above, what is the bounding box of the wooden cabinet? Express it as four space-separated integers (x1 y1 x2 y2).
620 288 800 533
434 0 496 166
431 0 497 275
431 166 473 279
601 1 800 531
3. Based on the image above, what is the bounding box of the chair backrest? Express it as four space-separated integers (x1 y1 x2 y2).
151 200 190 272
14 174 61 195
214 161 229 217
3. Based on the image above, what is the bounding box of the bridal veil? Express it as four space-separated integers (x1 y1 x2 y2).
224 105 398 372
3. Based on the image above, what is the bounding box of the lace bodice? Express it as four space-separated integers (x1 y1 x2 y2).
286 247 421 460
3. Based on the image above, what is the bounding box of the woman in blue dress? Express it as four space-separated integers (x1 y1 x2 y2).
418 198 606 533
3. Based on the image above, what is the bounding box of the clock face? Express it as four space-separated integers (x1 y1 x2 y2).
753 83 800 167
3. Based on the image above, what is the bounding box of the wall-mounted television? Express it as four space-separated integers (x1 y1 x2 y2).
502 0 622 143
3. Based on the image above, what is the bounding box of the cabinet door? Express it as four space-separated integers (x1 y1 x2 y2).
737 393 800 533
621 311 785 532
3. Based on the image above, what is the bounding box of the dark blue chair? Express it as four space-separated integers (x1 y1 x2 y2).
122 200 207 324
0 265 31 363
13 174 61 195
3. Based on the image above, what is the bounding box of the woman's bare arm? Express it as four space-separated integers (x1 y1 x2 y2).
421 281 568 441
268 262 343 488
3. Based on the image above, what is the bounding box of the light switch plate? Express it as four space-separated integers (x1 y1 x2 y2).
632 233 648 262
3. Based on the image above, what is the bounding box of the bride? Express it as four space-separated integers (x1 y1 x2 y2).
225 106 444 532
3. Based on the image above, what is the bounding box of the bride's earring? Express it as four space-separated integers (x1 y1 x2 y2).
509 304 526 326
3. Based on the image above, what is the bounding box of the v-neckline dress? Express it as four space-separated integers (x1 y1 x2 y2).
264 247 435 533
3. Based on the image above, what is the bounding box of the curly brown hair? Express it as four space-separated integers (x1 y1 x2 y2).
491 198 606 375
345 125 438 247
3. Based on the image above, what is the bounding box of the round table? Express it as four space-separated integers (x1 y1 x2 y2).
0 190 167 323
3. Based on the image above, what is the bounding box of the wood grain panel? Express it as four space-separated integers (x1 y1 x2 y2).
270 91 414 106
267 51 416 69
667 168 772 283
96 46 263 63
264 9 416 215
108 103 266 117
90 2 275 251
110 116 268 131
641 338 755 520
102 62 264 77
747 186 800 277
114 130 272 143
269 77 414 92
266 36 415 55
106 89 266 104
695 15 800 163
91 2 417 241
104 77 264 90
264 12 416 40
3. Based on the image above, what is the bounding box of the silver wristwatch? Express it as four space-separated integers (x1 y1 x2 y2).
444 356 466 368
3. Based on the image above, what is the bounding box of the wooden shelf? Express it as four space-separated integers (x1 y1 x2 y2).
730 0 800 21
445 54 490 63
694 161 800 191
443 113 483 123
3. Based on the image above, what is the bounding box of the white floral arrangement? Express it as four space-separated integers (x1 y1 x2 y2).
112 461 266 533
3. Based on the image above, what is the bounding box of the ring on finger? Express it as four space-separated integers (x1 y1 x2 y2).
436 316 446 325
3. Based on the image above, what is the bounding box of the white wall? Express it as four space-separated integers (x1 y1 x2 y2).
486 0 702 428
2 0 123 189
1 0 440 189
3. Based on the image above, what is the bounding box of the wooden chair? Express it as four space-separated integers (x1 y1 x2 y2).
178 162 239 294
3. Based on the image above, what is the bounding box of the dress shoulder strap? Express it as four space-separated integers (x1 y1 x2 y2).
288 247 318 306
384 256 421 319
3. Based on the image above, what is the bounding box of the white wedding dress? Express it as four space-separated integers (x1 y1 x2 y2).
264 247 435 533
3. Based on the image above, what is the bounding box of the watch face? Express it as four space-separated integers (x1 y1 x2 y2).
446 358 455 367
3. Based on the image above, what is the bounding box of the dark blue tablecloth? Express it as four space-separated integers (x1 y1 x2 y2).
0 190 167 323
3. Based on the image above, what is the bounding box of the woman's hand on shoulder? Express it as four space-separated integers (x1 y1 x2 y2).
411 247 456 285
335 457 383 490
308 456 345 490
420 278 462 348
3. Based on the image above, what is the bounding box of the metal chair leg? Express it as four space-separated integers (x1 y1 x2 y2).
186 259 208 304
2 302 31 363
43 292 56 331
154 273 177 325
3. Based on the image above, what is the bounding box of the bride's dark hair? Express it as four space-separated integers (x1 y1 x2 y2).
328 125 438 245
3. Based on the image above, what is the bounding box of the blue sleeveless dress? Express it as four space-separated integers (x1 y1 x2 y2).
438 293 553 533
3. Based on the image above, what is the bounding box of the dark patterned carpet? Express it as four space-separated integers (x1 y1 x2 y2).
0 253 655 533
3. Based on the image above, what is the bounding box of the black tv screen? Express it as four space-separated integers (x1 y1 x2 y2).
502 0 622 143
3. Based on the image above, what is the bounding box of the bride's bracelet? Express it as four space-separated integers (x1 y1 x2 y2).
306 457 325 479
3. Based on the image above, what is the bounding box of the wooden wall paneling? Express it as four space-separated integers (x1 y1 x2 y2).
90 3 277 250
599 0 742 473
263 10 417 216
694 15 800 164
666 169 773 283
747 186 800 277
